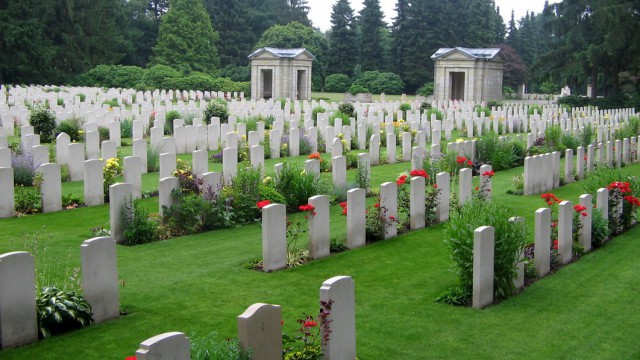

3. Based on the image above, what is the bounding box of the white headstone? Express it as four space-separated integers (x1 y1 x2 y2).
84 160 104 206
80 237 119 323
473 226 495 309
123 156 142 199
159 177 179 216
237 303 282 360
410 176 426 230
347 188 366 249
109 183 133 244
309 195 330 259
435 172 450 222
320 276 356 360
0 251 37 349
37 163 62 213
380 182 398 239
262 203 287 272
557 200 573 265
136 332 191 360
159 152 176 179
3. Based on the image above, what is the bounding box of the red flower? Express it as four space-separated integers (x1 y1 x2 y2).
126 357 137 360
475 186 479 191
583 155 587 161
433 184 438 189
409 169 429 178
455 155 467 164
396 174 408 186
304 320 318 328
467 160 473 166
298 204 315 212
374 203 380 208
339 202 347 208
573 204 587 213
389 215 396 220
257 200 271 209
553 239 559 251
281 320 285 326
581 212 587 217
551 221 557 228
482 170 495 177
309 152 321 160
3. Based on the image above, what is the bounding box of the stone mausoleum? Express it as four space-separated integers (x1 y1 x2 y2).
431 47 505 102
248 47 315 101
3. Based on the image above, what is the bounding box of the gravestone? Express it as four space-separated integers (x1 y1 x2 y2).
37 163 62 212
123 156 142 199
201 172 221 196
132 139 148 174
309 195 330 259
509 216 526 290
223 147 238 184
402 132 412 162
596 188 609 220
0 148 9 168
473 226 495 309
0 251 37 349
86 131 100 160
305 159 320 180
109 183 133 244
192 150 208 177
136 332 190 360
347 188 366 249
479 165 493 199
262 203 287 272
0 168 14 218
459 168 472 203
250 145 264 176
80 237 119 323
56 132 70 165
159 152 176 179
557 201 573 265
380 182 398 239
320 276 356 360
237 303 282 360
579 194 592 252
68 143 85 181
534 208 551 277
435 172 450 222
410 176 426 230
386 133 396 164
84 159 104 206
159 177 179 216
332 156 347 195
564 149 574 184
369 134 380 165
31 145 49 167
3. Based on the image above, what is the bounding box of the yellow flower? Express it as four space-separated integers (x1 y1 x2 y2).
263 176 272 185
456 138 464 143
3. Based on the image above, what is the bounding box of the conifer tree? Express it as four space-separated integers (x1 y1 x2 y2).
327 0 357 77
358 0 386 71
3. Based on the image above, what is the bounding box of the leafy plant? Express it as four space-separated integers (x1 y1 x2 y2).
55 116 84 142
12 152 36 186
282 300 333 360
29 106 57 143
203 100 229 124
312 106 325 122
274 162 329 212
15 186 41 214
122 202 160 246
147 145 161 172
337 102 355 117
591 208 609 248
120 118 133 138
36 286 92 338
165 110 181 135
324 73 352 93
190 332 251 360
443 198 527 303
348 84 369 95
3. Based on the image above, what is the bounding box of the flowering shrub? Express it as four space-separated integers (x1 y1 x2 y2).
103 158 123 201
607 181 640 233
173 168 203 196
365 201 399 242
477 170 495 200
282 300 333 360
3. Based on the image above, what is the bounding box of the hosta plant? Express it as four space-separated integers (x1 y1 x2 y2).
36 286 93 338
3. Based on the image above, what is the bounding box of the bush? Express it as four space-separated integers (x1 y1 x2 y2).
476 133 525 171
55 116 84 142
165 110 182 135
140 65 181 90
210 77 251 94
97 126 110 143
417 82 434 97
273 162 328 212
312 106 325 122
528 104 543 116
329 112 350 127
12 152 36 186
425 108 443 121
122 202 160 246
29 106 57 143
37 286 92 338
74 64 145 89
220 64 250 82
167 72 216 91
354 71 405 94
338 102 355 117
474 105 491 117
203 100 229 124
120 118 133 138
399 103 411 112
147 145 160 172
581 166 640 199
443 198 527 302
324 74 352 93
15 186 41 214
420 102 432 112
591 208 609 248
190 332 251 360
348 84 369 95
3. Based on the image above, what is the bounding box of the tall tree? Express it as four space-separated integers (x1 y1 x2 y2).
358 0 386 71
506 9 517 46
327 0 357 77
149 0 220 74
205 0 255 66
391 0 410 79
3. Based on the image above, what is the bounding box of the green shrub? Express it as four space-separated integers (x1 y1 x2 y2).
581 123 594 147
558 95 592 108
560 133 580 152
220 167 271 225
140 65 180 90
417 82 434 97
220 64 250 82
122 202 160 246
581 166 640 199
55 116 84 142
12 152 37 186
425 108 443 121
120 118 133 138
312 106 325 122
29 106 57 143
420 102 432 112
354 71 405 94
36 286 92 338
15 186 41 214
476 133 525 171
165 110 182 135
274 162 329 212
324 74 352 93
591 208 609 248
210 77 251 94
190 332 251 360
474 105 491 117
348 84 369 95
97 126 110 143
544 125 562 149
203 100 229 124
168 72 216 91
329 112 350 127
74 64 145 89
147 145 161 172
338 102 355 117
399 103 411 113
443 198 527 301
528 104 544 116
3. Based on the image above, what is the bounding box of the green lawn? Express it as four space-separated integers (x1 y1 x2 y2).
1 156 640 358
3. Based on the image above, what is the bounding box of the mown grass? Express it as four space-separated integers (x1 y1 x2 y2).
1 155 640 358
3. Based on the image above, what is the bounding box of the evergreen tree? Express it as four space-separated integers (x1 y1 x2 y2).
149 0 220 75
391 0 410 79
205 0 256 66
327 0 357 77
358 0 386 71
506 10 517 46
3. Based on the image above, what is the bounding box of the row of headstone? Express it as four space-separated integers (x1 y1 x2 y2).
0 237 119 349
130 275 356 360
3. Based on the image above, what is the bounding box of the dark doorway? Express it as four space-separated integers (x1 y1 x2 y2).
450 72 465 100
